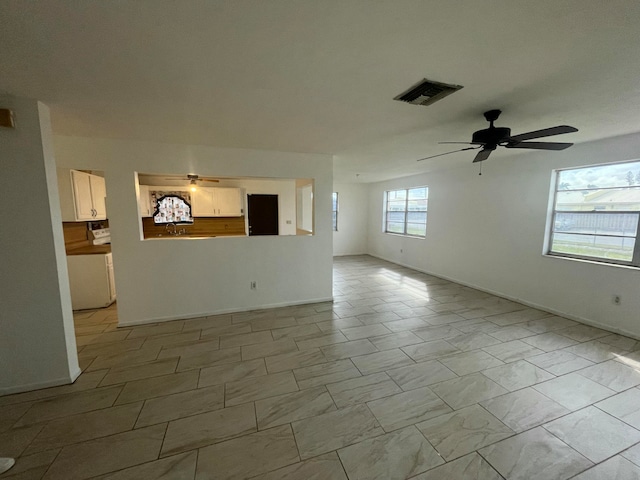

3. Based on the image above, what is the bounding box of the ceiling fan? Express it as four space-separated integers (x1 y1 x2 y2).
185 174 219 191
155 174 220 191
186 174 219 184
158 174 220 183
417 110 578 163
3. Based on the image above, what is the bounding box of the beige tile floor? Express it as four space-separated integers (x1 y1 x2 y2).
2 255 640 479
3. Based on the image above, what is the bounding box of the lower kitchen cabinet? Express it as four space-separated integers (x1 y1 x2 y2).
67 253 116 310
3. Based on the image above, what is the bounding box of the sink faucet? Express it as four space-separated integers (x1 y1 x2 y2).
165 223 177 235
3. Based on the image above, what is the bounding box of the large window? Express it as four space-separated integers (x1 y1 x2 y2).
548 160 640 266
332 192 338 231
385 187 428 237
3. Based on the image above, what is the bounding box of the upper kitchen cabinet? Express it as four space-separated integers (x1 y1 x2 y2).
192 187 243 217
58 169 107 221
138 185 151 217
215 188 243 216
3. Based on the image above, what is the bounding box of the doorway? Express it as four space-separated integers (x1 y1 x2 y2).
247 194 279 236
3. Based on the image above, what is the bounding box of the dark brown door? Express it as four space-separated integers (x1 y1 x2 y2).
247 194 279 236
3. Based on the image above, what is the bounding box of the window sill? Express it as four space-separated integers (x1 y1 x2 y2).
384 232 426 239
543 253 640 271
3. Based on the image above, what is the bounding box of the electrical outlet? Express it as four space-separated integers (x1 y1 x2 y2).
250 281 257 290
612 295 621 305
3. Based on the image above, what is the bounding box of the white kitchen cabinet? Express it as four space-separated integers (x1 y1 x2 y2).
191 188 215 217
138 185 152 217
57 169 107 221
87 172 107 219
192 187 242 217
216 188 243 216
67 253 116 310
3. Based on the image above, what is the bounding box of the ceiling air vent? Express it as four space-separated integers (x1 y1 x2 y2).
394 78 463 106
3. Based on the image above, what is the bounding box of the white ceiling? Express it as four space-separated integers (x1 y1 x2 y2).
2 0 640 182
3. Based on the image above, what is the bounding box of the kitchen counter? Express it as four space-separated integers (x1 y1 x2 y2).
144 234 248 240
66 245 112 255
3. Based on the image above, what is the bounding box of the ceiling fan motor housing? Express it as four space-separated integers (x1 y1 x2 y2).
472 127 511 147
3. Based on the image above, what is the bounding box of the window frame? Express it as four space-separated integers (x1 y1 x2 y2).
332 192 338 232
384 186 428 238
547 161 640 268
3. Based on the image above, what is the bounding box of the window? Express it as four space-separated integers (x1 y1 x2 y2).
152 194 194 224
548 160 640 266
385 186 428 237
332 192 338 231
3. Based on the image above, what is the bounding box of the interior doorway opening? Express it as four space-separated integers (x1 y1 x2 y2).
248 194 279 236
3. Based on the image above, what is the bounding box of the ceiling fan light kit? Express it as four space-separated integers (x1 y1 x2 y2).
417 109 578 164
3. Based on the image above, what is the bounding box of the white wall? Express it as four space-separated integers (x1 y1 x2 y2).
54 136 333 326
0 97 80 394
367 133 640 338
333 183 368 256
299 184 314 232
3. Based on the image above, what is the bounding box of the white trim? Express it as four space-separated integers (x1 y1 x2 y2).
118 296 334 327
542 252 640 271
0 366 81 396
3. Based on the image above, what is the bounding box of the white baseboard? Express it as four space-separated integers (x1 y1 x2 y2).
368 253 640 341
0 366 82 397
118 296 334 327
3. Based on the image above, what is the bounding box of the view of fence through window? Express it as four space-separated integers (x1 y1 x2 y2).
385 187 428 237
549 160 640 265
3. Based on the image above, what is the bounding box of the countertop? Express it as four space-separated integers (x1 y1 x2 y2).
143 234 247 240
66 245 112 255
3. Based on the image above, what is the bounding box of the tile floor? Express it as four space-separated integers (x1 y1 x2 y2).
2 255 640 479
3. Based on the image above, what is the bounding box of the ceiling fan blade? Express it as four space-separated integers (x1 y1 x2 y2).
200 178 220 182
416 146 481 162
509 125 578 142
438 141 485 145
472 149 492 163
505 141 573 151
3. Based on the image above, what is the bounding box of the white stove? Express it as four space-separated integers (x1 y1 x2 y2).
89 228 111 245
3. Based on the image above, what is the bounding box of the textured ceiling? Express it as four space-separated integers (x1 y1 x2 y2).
2 0 640 182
